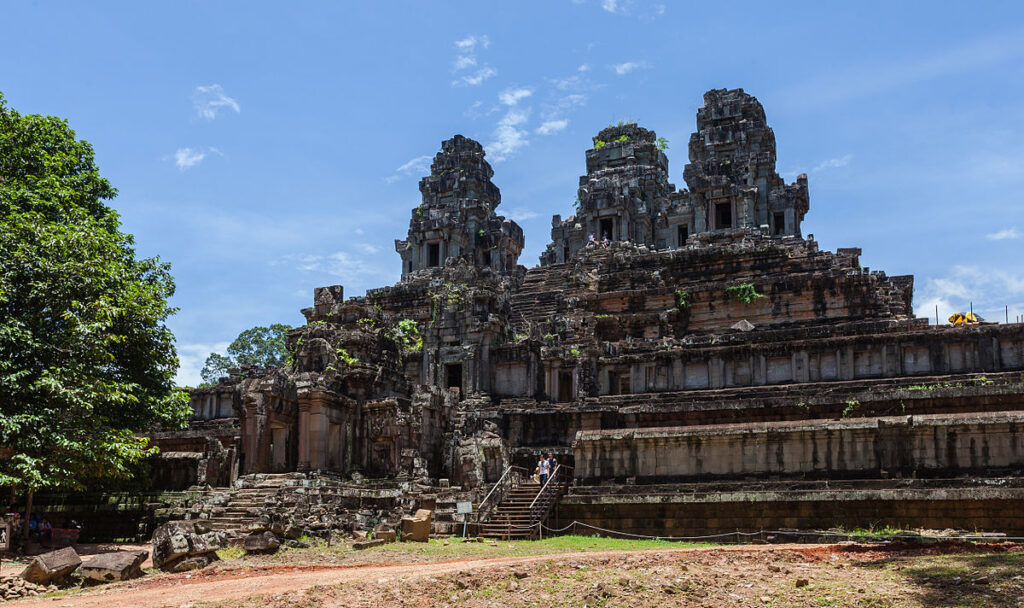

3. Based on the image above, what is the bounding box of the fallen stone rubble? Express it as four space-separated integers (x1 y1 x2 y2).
20 546 81 586
80 550 149 585
151 520 226 572
0 575 58 601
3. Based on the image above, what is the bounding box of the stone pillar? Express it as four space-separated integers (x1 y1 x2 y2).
297 402 311 471
306 402 331 472
709 357 724 389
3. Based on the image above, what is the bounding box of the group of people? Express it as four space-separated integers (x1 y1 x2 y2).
6 512 80 544
588 234 639 250
13 513 53 542
535 452 559 486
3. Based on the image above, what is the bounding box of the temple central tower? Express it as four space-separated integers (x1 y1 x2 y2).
396 135 524 276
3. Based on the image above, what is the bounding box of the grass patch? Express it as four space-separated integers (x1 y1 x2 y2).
217 545 246 560
347 534 711 557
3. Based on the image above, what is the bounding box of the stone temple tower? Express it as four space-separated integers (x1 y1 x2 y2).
395 135 524 276
682 88 809 236
541 123 675 265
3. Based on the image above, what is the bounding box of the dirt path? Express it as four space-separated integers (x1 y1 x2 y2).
17 544 828 608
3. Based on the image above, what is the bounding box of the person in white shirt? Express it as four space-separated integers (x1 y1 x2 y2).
538 456 550 486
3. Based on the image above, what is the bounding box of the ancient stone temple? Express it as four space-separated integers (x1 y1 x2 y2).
396 134 524 275
540 89 808 265
173 87 1024 536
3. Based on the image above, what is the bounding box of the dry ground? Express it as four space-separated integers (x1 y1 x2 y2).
9 537 1024 608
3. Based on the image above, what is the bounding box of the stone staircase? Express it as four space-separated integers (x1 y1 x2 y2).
509 263 571 327
202 473 294 537
477 466 573 540
478 481 542 540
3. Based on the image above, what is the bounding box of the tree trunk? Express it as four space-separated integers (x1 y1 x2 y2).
22 489 33 542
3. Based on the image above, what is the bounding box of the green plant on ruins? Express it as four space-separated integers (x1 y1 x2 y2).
615 134 631 144
842 399 861 417
0 92 192 531
336 347 358 366
428 283 467 324
724 283 765 304
395 318 423 352
674 289 692 310
656 137 669 150
593 139 607 148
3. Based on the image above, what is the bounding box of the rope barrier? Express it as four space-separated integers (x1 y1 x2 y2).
516 520 1024 543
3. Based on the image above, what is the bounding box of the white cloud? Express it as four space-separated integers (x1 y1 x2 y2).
612 61 648 75
454 55 477 70
499 87 534 106
487 108 531 162
915 264 1024 324
282 251 378 278
602 0 620 12
357 243 381 254
385 154 433 183
174 147 206 170
536 119 569 135
174 341 230 387
464 100 484 118
453 66 497 87
452 34 494 84
779 29 1024 109
192 84 240 120
986 227 1020 241
578 64 591 72
812 154 853 172
455 35 489 50
503 207 539 222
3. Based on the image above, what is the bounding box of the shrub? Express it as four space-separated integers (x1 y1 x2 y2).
337 348 358 366
674 289 692 310
724 283 765 304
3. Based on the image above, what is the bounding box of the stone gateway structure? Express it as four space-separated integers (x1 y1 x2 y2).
178 87 1024 537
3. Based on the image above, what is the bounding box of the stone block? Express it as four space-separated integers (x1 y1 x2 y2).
20 547 82 586
80 550 148 585
151 521 193 569
169 556 214 572
243 531 281 554
353 539 387 550
401 509 432 542
152 521 223 572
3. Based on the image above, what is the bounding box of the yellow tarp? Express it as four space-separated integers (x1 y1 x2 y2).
949 312 981 324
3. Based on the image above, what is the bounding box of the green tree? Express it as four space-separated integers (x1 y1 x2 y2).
200 324 292 384
0 93 191 535
200 353 234 385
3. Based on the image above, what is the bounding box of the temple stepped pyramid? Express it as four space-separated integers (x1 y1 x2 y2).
159 88 1024 540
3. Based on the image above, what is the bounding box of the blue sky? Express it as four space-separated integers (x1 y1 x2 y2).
3 1 1024 385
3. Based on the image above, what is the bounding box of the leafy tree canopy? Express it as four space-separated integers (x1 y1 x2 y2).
200 323 292 385
0 92 191 493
